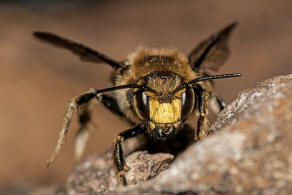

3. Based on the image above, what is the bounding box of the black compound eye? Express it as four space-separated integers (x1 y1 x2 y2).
133 91 149 120
181 87 195 121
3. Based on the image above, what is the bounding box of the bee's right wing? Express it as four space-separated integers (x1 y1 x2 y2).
33 32 122 70
188 22 238 72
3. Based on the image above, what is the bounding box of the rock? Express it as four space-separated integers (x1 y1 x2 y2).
119 151 174 185
67 151 174 194
67 152 113 194
66 74 292 194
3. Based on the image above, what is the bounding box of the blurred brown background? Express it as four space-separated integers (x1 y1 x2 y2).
0 0 291 190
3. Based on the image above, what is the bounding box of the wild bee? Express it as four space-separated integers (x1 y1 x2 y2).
34 22 240 185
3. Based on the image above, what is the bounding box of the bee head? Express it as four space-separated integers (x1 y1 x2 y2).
129 71 240 141
133 71 195 141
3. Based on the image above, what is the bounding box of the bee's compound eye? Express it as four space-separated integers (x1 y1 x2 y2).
133 91 149 120
181 87 195 121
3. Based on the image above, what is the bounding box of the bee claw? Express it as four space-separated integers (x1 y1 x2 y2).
124 165 130 172
117 168 129 186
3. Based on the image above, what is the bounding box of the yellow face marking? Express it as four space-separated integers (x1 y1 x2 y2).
149 99 181 123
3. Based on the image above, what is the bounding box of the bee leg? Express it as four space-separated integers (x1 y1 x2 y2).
98 94 124 117
209 94 227 115
74 103 91 161
194 85 210 141
113 124 146 185
75 94 125 161
215 95 226 111
46 89 99 167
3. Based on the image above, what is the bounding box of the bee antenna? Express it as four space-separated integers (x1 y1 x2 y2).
91 83 158 95
94 84 144 94
175 73 241 92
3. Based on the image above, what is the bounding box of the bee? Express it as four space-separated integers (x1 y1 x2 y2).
34 22 240 185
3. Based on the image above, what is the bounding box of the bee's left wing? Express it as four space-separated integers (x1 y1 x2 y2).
33 32 122 70
188 22 238 72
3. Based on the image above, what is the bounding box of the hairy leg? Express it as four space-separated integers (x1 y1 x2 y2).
46 89 98 167
194 85 211 141
46 89 127 167
74 103 91 161
75 94 126 160
113 124 146 185
99 94 124 117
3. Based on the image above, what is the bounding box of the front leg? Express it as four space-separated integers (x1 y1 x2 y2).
113 124 146 185
47 83 145 167
47 89 99 167
194 85 211 141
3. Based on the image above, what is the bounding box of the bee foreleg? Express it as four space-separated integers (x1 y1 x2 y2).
113 124 146 185
74 103 91 161
209 94 227 115
46 89 98 167
194 85 211 141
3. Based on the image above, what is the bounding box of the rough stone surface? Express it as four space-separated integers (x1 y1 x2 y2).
66 74 292 195
67 151 174 194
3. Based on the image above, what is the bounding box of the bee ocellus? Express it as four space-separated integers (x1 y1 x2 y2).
33 22 241 185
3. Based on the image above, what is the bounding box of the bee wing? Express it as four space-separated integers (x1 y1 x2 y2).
33 32 122 70
188 22 238 72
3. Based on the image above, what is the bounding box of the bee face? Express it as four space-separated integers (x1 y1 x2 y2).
133 71 196 141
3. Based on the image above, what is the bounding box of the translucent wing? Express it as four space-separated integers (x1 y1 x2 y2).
33 32 122 70
188 22 238 72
